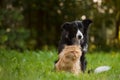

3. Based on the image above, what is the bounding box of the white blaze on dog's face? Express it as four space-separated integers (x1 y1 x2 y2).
76 29 83 41
75 21 84 40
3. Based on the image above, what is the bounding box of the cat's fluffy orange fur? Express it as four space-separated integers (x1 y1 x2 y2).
55 45 82 75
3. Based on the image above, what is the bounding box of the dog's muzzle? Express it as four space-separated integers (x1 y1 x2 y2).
76 29 83 40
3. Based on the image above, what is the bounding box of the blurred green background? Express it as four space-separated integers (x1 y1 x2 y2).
0 0 120 51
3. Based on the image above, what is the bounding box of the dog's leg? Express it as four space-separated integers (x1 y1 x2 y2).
80 52 87 72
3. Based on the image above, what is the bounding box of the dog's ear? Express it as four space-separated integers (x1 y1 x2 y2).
82 19 92 28
61 22 70 31
82 19 92 33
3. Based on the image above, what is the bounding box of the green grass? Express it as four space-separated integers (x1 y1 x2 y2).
0 49 120 80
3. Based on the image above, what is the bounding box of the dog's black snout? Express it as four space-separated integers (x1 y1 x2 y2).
78 35 82 39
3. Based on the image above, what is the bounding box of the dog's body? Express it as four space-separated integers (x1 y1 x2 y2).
57 19 92 72
55 45 82 75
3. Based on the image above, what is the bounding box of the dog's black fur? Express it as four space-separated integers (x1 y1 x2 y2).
57 19 92 72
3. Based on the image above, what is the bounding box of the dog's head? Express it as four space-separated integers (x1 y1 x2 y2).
61 19 92 44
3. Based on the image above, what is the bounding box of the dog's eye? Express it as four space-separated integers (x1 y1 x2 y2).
73 27 77 32
69 26 77 33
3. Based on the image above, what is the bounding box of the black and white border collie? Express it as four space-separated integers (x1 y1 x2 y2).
57 19 92 72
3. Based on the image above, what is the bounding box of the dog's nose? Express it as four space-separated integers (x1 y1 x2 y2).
78 35 82 39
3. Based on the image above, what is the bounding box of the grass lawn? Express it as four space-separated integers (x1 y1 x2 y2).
0 49 120 80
